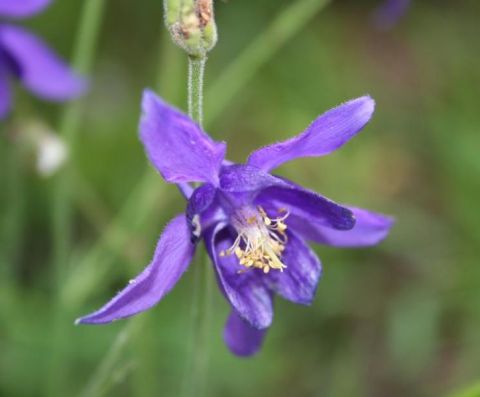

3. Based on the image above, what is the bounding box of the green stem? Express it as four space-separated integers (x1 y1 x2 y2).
188 56 206 127
183 55 212 397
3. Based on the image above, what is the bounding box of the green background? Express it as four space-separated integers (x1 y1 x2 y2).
1 0 480 396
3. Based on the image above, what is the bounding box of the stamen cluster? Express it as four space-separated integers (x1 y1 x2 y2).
221 207 289 274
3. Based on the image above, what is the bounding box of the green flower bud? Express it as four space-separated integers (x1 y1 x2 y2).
164 0 217 58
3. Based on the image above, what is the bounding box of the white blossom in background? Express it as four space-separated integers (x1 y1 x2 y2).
19 121 69 177
36 128 68 177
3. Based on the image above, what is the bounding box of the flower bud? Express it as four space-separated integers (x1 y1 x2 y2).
164 0 217 58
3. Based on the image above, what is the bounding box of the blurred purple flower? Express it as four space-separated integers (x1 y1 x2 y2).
76 90 393 356
372 0 411 30
0 0 86 119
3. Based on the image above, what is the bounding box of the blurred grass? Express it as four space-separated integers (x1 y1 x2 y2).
1 0 480 397
449 382 480 397
47 1 106 395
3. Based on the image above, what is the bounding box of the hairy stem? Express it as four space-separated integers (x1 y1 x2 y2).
188 56 206 127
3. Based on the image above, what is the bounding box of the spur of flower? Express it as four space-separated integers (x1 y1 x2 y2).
0 0 86 119
76 90 393 356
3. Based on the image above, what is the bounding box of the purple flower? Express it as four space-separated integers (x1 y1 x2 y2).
0 0 86 119
372 0 411 30
76 90 393 356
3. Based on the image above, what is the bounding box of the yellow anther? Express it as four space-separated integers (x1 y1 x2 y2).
221 206 290 274
234 247 243 258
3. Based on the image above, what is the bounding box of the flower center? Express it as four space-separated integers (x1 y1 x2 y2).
220 206 289 274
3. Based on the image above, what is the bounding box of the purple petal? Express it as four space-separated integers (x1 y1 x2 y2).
186 183 226 242
219 164 284 193
177 183 194 199
224 311 267 357
218 164 284 211
0 25 86 100
205 224 273 329
76 214 195 324
219 166 354 232
372 0 411 30
289 206 394 247
0 0 51 19
139 90 226 185
0 63 11 119
265 232 322 305
187 184 217 219
255 183 355 231
247 96 375 172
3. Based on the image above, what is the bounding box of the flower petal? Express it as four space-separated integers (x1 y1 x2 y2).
205 223 273 329
247 96 375 172
76 214 195 324
186 183 217 219
288 206 394 247
139 90 226 185
0 25 86 100
255 182 355 231
0 64 11 119
177 183 194 199
219 164 283 193
224 311 267 357
265 231 322 305
219 166 354 230
0 0 51 19
186 183 226 242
